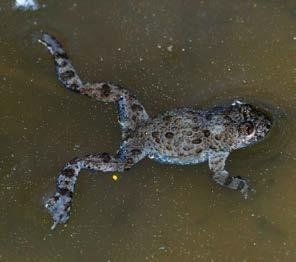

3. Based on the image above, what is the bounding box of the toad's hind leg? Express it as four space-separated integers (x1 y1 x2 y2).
79 82 149 137
39 33 83 91
46 144 146 229
39 33 149 137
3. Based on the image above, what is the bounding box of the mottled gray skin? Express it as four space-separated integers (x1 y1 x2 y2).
39 33 272 229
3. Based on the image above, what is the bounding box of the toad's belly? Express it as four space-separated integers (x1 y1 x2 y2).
148 151 209 165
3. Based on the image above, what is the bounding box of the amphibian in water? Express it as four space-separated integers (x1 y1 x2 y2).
39 33 272 229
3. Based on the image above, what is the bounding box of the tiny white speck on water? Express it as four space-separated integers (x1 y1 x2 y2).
157 43 162 49
167 45 173 52
73 144 80 151
293 36 296 40
14 0 39 10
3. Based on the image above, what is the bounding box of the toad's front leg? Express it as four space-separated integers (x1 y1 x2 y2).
208 152 254 199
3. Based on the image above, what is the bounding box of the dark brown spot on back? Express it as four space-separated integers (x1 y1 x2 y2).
192 138 202 144
61 168 75 178
56 52 69 59
165 132 174 139
131 104 137 111
58 187 70 196
101 153 111 163
131 149 142 155
61 70 75 80
152 131 159 138
203 130 211 137
215 134 222 140
101 84 111 97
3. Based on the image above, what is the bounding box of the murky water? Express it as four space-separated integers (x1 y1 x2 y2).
0 0 295 261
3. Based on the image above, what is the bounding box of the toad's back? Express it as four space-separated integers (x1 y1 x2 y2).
139 107 236 165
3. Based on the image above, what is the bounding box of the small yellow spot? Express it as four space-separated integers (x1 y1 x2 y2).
112 175 118 181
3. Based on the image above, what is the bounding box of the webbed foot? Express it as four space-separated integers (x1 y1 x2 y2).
45 192 72 230
233 176 255 199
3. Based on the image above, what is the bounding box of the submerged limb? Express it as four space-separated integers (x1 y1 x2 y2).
79 82 149 136
46 144 147 229
208 152 254 198
39 33 84 91
39 33 149 135
46 153 123 229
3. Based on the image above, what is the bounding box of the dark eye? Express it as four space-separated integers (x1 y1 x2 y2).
245 123 254 134
240 122 254 135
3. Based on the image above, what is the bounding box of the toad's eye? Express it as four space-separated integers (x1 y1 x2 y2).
240 122 254 135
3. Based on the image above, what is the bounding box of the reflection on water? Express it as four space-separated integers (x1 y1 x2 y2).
0 0 295 261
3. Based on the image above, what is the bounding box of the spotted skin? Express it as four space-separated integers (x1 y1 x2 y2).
79 82 149 137
39 34 83 91
40 33 272 229
46 151 145 229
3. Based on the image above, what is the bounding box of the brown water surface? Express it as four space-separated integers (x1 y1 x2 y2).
0 0 295 261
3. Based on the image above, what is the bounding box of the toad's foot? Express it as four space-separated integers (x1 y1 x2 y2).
45 192 72 230
208 152 256 199
232 176 255 199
